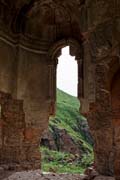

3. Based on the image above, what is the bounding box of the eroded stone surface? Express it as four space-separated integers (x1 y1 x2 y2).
0 0 120 178
0 91 41 170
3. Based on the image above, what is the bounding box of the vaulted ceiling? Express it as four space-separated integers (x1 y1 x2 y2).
0 0 86 41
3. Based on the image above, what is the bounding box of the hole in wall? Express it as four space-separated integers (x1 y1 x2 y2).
40 46 94 174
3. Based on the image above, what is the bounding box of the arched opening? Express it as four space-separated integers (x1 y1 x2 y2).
57 46 78 97
111 69 120 177
40 42 93 174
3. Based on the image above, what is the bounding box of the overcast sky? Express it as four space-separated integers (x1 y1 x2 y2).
57 46 78 97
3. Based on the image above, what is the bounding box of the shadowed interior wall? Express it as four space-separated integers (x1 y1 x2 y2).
111 70 120 178
0 40 17 96
17 48 50 128
16 48 51 169
0 37 52 169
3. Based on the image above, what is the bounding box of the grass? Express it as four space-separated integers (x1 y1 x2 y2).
41 89 94 173
41 146 86 174
49 89 93 152
41 146 94 173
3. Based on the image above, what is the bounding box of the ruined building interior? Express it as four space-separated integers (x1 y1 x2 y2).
0 0 120 179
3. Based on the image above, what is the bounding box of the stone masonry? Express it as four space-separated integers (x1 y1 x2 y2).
0 0 120 179
0 91 25 168
0 91 41 170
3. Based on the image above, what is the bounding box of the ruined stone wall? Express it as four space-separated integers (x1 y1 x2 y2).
0 89 47 170
16 47 52 169
0 0 85 172
0 23 52 169
80 0 120 178
17 48 50 128
0 38 17 96
0 37 53 170
0 91 25 169
0 0 120 177
111 70 120 178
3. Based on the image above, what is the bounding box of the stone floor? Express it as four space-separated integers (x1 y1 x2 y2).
0 168 115 180
0 170 84 180
0 170 115 180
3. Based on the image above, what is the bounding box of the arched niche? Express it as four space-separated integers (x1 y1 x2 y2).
111 69 120 115
47 38 84 115
111 69 120 178
107 57 120 91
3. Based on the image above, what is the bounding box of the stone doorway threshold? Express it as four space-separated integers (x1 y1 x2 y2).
0 169 115 180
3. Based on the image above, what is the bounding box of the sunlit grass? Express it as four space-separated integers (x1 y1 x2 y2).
41 89 94 174
41 146 94 174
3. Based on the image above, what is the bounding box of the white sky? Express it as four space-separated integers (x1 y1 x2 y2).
57 46 78 97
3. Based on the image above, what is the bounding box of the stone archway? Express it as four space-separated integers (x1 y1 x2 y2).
111 69 120 179
40 38 94 173
47 38 84 116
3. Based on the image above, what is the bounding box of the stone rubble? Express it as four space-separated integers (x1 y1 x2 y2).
0 169 115 180
1 170 84 180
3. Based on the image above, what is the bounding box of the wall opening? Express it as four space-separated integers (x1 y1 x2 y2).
41 45 93 174
111 69 120 176
57 46 78 97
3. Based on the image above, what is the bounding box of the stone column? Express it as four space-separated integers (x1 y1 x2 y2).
88 64 114 176
48 59 57 116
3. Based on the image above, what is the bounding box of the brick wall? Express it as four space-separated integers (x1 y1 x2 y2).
0 91 25 169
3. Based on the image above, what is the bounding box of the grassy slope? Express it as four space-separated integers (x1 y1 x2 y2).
50 89 92 152
41 89 93 173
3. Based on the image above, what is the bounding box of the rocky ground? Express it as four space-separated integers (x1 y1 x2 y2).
0 170 83 180
0 168 115 180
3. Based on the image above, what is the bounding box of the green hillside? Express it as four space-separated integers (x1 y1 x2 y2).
50 89 93 151
41 89 94 173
